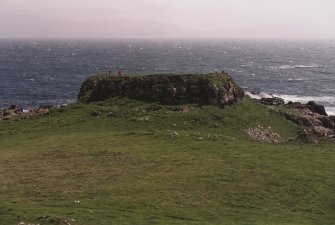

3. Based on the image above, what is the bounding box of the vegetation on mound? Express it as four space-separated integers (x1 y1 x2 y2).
78 72 244 107
0 97 334 225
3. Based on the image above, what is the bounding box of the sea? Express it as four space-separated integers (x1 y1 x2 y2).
1 39 335 115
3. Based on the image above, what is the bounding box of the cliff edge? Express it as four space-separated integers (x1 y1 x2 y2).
78 72 244 107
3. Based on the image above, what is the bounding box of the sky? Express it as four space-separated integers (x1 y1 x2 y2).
1 0 335 39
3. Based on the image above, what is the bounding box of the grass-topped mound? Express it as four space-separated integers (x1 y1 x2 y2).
0 96 334 225
78 72 244 107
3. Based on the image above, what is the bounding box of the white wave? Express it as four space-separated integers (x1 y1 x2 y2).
293 65 324 69
269 65 292 70
273 94 335 104
287 78 305 81
325 107 335 116
271 64 324 70
245 91 274 99
278 65 292 69
154 68 168 71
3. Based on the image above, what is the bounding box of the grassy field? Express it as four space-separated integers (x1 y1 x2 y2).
0 98 334 225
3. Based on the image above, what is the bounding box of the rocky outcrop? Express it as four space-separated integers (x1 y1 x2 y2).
78 72 244 107
255 97 285 105
306 101 327 116
1 105 56 121
285 101 328 116
245 125 283 143
283 102 335 141
251 96 335 142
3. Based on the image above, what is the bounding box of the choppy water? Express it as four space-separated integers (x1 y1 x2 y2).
0 39 335 115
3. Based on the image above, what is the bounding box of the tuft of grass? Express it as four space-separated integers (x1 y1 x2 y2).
0 97 334 225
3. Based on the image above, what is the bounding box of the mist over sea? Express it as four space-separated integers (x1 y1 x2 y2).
1 39 335 115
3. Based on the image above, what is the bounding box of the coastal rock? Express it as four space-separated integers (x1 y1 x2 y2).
297 129 319 144
286 101 328 116
259 97 285 105
313 126 334 138
306 101 328 116
282 110 335 142
316 116 335 129
317 115 335 129
78 72 244 107
1 105 55 121
39 104 54 110
282 112 313 126
252 95 335 142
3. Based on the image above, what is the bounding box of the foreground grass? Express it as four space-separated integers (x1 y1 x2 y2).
0 98 334 225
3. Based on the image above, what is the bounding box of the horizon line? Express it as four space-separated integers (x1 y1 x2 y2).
1 37 335 41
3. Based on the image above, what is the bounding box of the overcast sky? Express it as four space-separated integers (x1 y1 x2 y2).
1 0 335 39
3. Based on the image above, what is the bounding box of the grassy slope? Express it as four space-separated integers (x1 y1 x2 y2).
0 98 334 225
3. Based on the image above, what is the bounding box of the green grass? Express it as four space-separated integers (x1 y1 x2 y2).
0 98 334 225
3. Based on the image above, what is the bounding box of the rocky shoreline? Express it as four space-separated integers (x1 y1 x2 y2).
0 104 63 121
2 72 334 144
250 94 335 143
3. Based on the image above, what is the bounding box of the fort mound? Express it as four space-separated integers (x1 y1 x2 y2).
78 72 244 107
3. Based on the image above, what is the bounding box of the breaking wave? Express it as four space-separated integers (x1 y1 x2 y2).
273 94 335 104
271 64 324 70
325 107 335 116
293 65 324 69
245 91 274 99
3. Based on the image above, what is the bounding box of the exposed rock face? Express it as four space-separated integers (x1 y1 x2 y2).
256 97 285 105
286 101 328 116
245 125 283 143
306 101 327 116
284 101 334 138
254 97 328 116
252 97 335 142
78 72 244 107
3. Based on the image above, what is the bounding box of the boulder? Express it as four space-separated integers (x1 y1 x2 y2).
297 129 319 144
306 101 328 116
287 101 305 108
318 116 335 129
313 126 334 138
282 113 312 126
259 97 285 105
39 104 54 109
